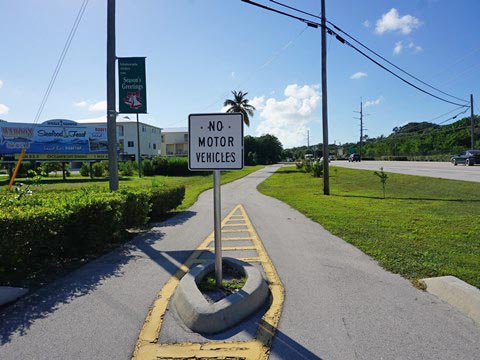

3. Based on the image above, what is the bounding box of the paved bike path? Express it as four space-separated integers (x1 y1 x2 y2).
0 165 479 359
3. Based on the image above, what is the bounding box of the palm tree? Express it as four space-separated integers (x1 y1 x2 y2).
223 90 256 127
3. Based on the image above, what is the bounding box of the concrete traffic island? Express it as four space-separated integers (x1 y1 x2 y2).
171 257 269 334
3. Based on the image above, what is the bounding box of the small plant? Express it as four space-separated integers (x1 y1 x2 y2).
333 167 339 183
373 167 389 199
295 160 304 169
311 160 323 177
304 160 312 173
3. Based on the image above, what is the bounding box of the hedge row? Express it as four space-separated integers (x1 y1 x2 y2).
142 156 209 177
0 186 185 278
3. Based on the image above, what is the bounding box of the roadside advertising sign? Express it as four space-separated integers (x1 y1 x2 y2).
118 57 147 114
188 113 244 171
0 119 108 161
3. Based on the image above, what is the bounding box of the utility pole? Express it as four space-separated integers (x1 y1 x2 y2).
321 0 330 195
471 94 475 150
307 130 310 153
136 113 142 177
107 0 119 191
354 99 368 160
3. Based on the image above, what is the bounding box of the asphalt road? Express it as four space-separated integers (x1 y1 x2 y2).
1 165 479 359
331 160 480 182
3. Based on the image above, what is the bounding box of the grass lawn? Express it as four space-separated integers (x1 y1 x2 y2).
1 166 264 210
258 166 480 288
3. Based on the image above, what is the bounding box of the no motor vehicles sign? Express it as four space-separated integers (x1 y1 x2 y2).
188 113 244 170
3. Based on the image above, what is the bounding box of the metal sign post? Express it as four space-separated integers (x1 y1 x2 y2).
213 170 222 286
188 113 244 287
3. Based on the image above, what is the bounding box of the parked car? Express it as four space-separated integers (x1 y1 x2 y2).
328 155 336 161
451 150 480 166
348 153 361 162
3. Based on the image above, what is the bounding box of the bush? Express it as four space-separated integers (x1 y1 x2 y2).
119 161 138 177
92 162 108 177
312 160 323 177
0 185 185 283
142 159 155 176
80 162 91 177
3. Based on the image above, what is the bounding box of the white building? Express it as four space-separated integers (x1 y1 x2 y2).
77 118 162 160
161 127 188 156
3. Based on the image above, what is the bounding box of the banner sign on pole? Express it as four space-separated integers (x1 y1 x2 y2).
188 113 244 171
118 57 147 114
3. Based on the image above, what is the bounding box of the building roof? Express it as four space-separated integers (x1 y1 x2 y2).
162 127 188 133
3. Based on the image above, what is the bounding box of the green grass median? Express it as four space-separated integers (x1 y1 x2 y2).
1 165 264 210
257 166 480 288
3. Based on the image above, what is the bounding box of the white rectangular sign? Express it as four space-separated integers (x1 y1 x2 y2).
188 113 244 170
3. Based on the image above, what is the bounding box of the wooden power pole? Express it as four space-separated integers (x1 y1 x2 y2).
107 0 119 191
321 0 330 195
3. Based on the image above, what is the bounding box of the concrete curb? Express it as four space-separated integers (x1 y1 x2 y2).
171 257 269 334
421 276 480 325
0 286 28 306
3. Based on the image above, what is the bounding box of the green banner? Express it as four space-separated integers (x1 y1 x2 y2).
118 57 147 113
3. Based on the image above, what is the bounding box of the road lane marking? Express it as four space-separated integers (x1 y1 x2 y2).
132 204 285 360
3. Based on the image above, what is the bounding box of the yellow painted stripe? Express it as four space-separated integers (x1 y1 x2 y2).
132 204 284 360
206 246 257 251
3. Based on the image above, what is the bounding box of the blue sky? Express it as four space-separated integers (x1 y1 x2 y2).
0 0 479 148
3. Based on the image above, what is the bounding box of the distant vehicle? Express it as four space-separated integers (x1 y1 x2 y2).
451 150 480 166
328 155 336 161
349 153 361 162
305 154 314 161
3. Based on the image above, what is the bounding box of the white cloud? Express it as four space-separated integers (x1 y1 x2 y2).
0 104 10 114
350 72 368 80
408 41 423 53
88 100 107 112
364 96 384 108
0 80 3 89
250 96 265 110
376 8 421 35
76 115 107 123
230 71 235 79
363 20 370 28
74 100 88 108
254 84 320 148
393 41 403 55
73 100 107 112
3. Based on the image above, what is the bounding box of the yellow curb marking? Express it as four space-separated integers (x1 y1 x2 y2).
132 204 285 360
206 246 257 251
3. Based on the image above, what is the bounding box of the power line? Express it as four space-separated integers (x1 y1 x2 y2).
241 0 469 107
162 24 309 128
33 0 89 125
269 0 468 104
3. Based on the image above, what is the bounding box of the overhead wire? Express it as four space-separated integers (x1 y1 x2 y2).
33 0 89 125
161 24 309 128
269 0 469 104
242 0 469 107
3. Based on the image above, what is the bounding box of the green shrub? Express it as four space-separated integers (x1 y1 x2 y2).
142 159 155 176
149 186 185 221
312 160 323 177
119 161 138 177
80 162 91 177
121 189 152 227
304 160 312 173
92 162 108 177
0 185 185 283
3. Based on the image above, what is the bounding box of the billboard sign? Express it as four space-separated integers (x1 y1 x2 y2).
0 119 108 160
118 57 147 114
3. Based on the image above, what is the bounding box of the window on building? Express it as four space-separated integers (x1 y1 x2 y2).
127 141 134 147
142 126 146 132
117 125 124 137
148 143 151 149
184 134 188 142
153 143 156 149
161 135 165 143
